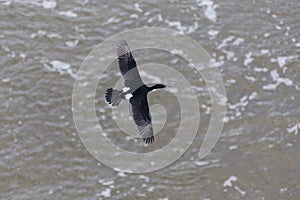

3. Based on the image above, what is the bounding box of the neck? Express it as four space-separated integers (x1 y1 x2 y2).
147 84 165 92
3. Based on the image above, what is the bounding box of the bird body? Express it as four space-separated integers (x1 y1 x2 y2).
105 40 166 144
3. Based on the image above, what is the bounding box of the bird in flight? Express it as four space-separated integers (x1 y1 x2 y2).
105 40 166 144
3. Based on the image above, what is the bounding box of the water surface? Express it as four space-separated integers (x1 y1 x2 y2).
1 0 300 199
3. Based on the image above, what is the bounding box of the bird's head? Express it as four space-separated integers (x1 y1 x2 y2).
148 84 166 91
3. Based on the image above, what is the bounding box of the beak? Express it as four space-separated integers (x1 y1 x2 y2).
164 85 177 93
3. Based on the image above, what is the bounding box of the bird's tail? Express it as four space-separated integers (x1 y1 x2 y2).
105 88 122 107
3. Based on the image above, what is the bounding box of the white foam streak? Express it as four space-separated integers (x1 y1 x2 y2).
217 36 235 49
223 176 237 187
262 70 293 90
47 60 76 78
287 123 300 135
42 0 57 9
164 20 199 34
277 55 298 68
99 188 111 198
244 52 254 66
58 10 78 18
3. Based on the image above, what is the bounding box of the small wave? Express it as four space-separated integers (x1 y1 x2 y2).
164 19 199 34
42 0 57 9
134 3 143 13
223 175 246 197
275 55 298 68
102 16 121 26
287 123 300 135
58 10 78 18
244 52 254 66
43 60 76 78
197 0 218 23
217 36 235 49
3 0 57 9
208 29 219 38
98 188 111 198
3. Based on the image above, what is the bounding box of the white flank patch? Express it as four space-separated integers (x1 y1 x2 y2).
122 87 130 92
125 93 133 100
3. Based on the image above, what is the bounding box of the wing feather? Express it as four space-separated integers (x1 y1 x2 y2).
130 96 154 144
116 40 144 89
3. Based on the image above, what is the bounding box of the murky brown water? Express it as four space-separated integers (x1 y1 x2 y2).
1 0 300 199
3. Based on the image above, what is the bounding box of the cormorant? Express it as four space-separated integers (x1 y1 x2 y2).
105 40 166 144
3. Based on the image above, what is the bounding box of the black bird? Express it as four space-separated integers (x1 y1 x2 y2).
105 40 166 144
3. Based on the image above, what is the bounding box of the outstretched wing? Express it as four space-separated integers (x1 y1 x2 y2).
116 40 144 89
130 95 154 144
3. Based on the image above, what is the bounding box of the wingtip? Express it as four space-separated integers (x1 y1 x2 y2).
116 39 130 57
105 88 113 104
117 39 127 44
143 136 154 144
